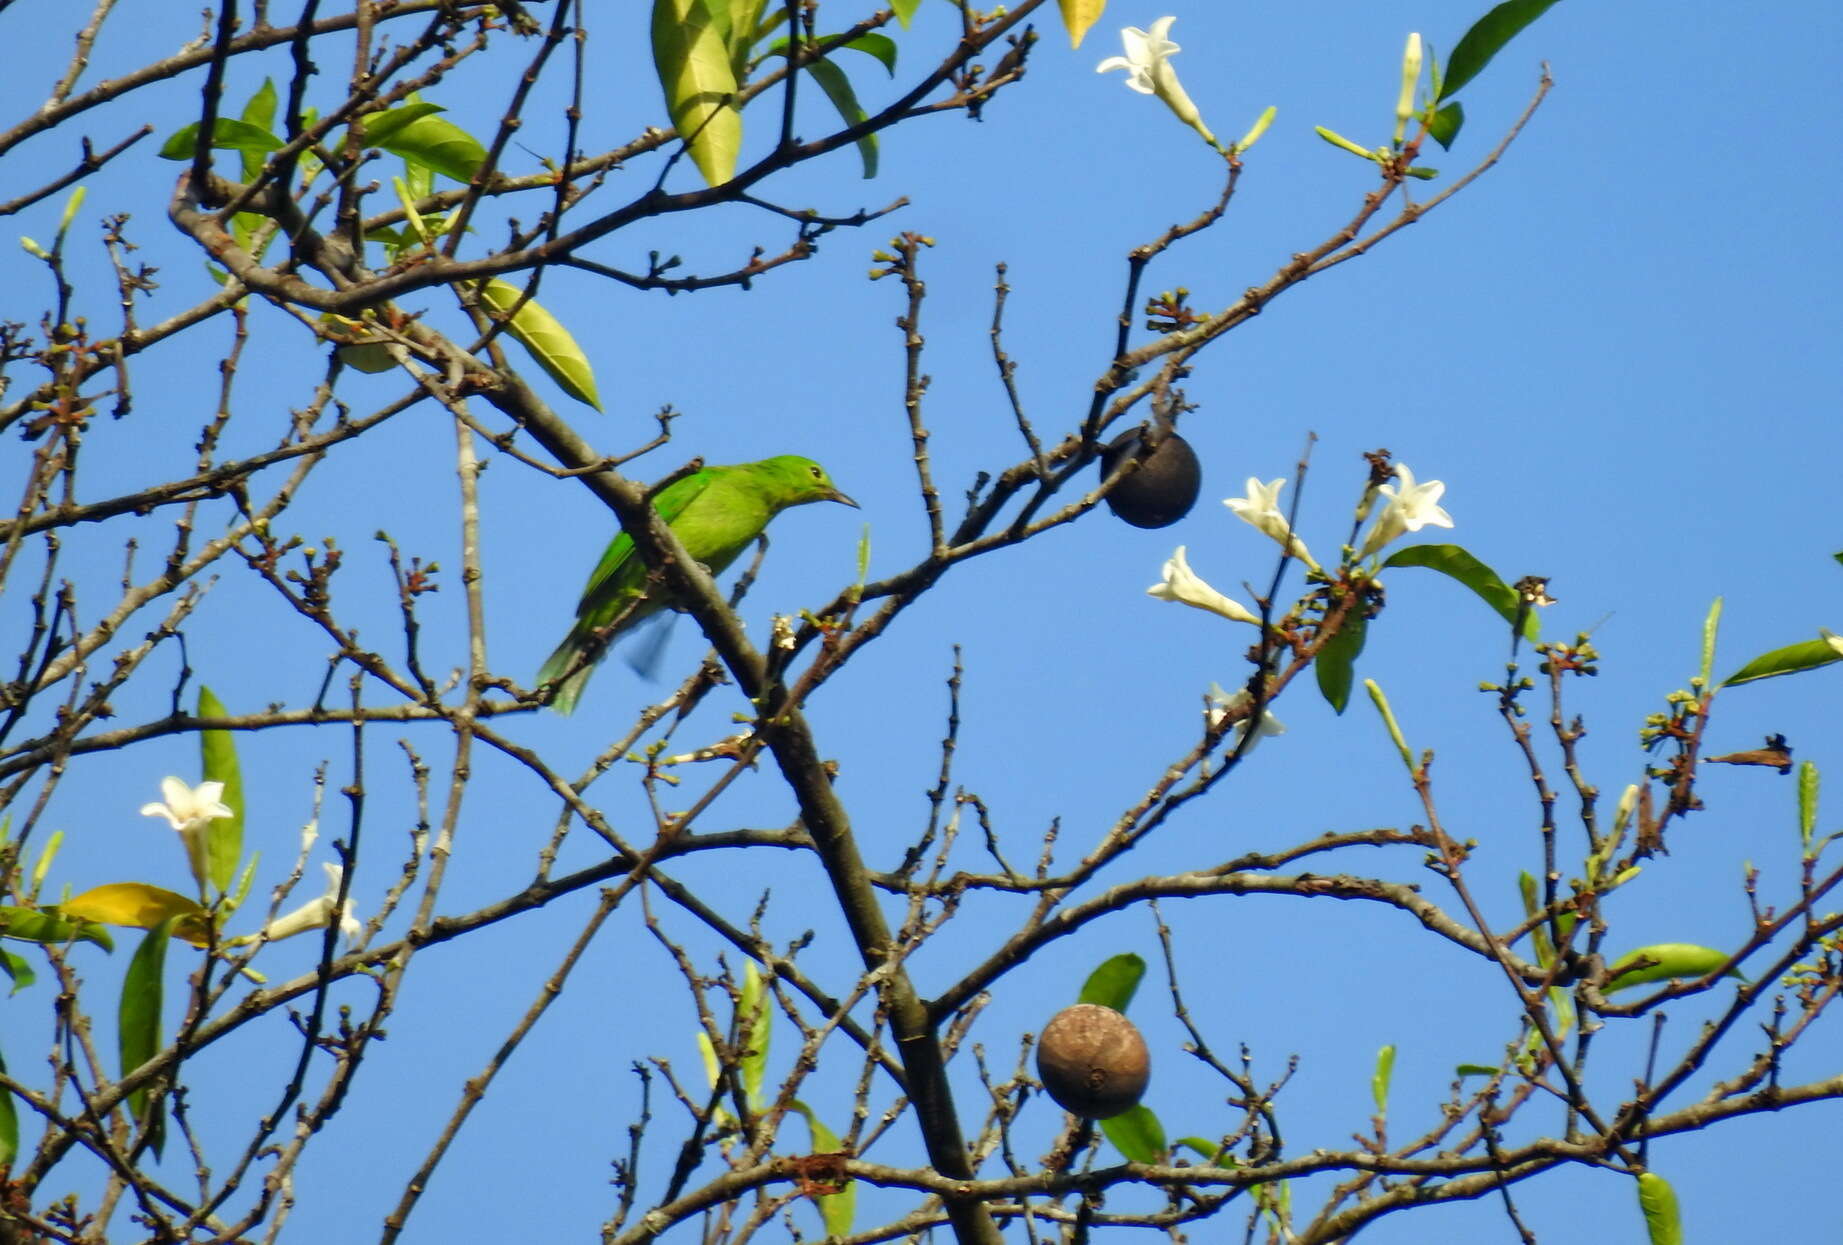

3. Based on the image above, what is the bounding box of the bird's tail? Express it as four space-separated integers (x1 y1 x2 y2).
536 627 599 715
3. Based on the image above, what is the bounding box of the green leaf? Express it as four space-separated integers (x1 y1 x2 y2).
1699 597 1722 687
724 0 768 81
197 686 244 894
61 884 210 946
157 118 284 161
739 963 770 1108
476 279 604 411
1370 1044 1395 1115
1637 1171 1684 1245
1721 638 1843 687
0 1045 17 1169
1382 543 1539 642
1078 953 1145 1012
652 0 743 188
1439 0 1563 102
1058 0 1107 48
891 0 920 29
0 948 34 994
801 57 878 179
239 78 280 182
1455 1063 1499 1077
1100 1103 1165 1163
370 112 487 185
120 918 174 1157
1428 100 1464 149
840 33 898 76
0 905 111 951
1177 1136 1234 1165
1798 760 1818 852
1604 943 1741 994
791 1103 855 1237
359 101 446 149
1315 609 1367 714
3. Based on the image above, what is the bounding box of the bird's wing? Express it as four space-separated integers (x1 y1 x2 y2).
574 469 716 618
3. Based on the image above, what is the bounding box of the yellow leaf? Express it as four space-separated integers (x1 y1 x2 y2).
1059 0 1107 49
61 884 212 946
477 280 603 411
652 0 742 187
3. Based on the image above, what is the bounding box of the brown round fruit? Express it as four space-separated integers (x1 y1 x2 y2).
1036 1003 1150 1119
1099 426 1201 529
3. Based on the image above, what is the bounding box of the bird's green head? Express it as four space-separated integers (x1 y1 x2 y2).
760 455 858 510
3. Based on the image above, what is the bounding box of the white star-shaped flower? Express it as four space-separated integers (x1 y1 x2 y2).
1357 463 1453 559
1224 477 1319 571
1097 17 1222 151
1147 546 1260 625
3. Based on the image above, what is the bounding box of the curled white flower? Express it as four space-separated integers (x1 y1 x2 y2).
1395 33 1423 142
252 863 361 944
1206 684 1286 752
1224 478 1319 571
141 777 233 893
1147 547 1260 625
1096 17 1222 151
1356 463 1453 559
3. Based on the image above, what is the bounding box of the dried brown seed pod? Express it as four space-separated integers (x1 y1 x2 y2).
1099 426 1201 529
1035 1003 1150 1119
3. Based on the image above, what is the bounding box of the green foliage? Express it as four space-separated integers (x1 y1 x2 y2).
1721 638 1843 687
1439 0 1563 102
1382 543 1540 642
1315 609 1366 714
1100 1103 1165 1163
476 279 604 411
738 963 770 1106
799 55 876 178
1058 0 1107 49
119 918 175 1158
791 1104 855 1236
1699 597 1722 687
1604 943 1739 994
1637 1171 1684 1245
198 686 245 894
652 0 743 187
1428 100 1465 149
1077 953 1145 1011
1798 761 1818 854
368 108 487 184
0 905 112 951
0 1046 16 1170
157 118 283 161
0 948 32 994
1370 1044 1395 1115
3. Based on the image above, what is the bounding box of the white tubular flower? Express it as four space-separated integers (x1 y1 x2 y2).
1356 463 1453 559
141 777 233 894
1224 478 1320 571
1206 684 1286 751
1147 547 1260 625
255 863 361 944
1097 17 1223 152
1395 32 1424 142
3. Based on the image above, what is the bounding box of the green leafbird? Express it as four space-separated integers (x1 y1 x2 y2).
538 455 857 713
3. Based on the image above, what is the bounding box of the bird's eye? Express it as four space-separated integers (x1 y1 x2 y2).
810 466 822 478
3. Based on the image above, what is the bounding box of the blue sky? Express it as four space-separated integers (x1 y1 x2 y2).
1 1 1840 1240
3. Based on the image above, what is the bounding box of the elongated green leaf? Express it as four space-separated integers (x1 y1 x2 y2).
157 118 284 161
1100 1103 1165 1162
1371 1044 1395 1115
739 963 770 1107
477 279 603 411
1637 1171 1683 1245
239 78 280 182
0 905 112 951
1721 638 1843 687
840 33 898 75
1455 1063 1499 1077
1177 1136 1233 1165
1428 100 1464 149
1700 597 1722 687
0 1045 17 1169
372 113 487 185
724 0 767 81
791 1103 855 1236
1058 0 1107 48
120 917 174 1157
1604 943 1740 994
359 101 446 149
891 0 920 29
1382 544 1539 642
652 0 743 188
801 58 878 179
0 948 33 994
1315 609 1367 714
61 884 210 946
1798 760 1818 852
1078 953 1145 1012
197 686 244 894
1439 0 1563 101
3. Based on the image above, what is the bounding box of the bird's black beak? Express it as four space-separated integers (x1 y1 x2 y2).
827 489 859 508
